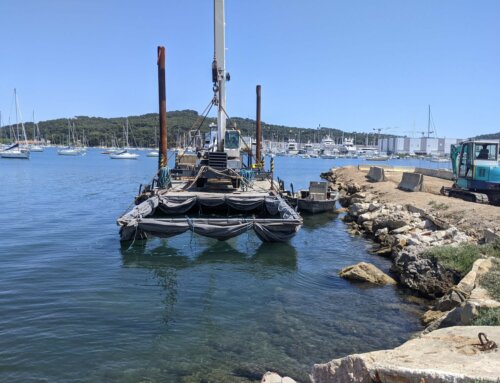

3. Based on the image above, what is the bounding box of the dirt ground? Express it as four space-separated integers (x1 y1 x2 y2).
331 166 500 239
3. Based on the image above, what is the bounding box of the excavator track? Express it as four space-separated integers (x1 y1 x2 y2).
441 187 490 204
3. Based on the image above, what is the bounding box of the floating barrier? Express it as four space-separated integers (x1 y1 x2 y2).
117 193 302 242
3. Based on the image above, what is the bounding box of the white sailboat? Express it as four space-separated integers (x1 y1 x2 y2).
110 118 139 159
30 111 44 152
146 149 159 157
147 126 159 157
0 89 30 159
58 120 85 156
110 150 140 159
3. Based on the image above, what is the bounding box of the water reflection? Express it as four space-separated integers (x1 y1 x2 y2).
120 240 298 271
120 240 298 325
301 211 339 230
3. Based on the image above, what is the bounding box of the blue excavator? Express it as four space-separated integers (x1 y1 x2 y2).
441 139 500 204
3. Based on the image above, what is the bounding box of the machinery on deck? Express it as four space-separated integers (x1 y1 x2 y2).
441 139 500 204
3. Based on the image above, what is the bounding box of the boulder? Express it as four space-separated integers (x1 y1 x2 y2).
391 225 412 234
338 192 351 207
372 210 414 232
348 203 370 217
261 372 282 383
435 288 468 311
421 310 446 326
374 227 388 237
346 182 362 194
361 220 373 234
339 262 396 285
261 372 297 383
392 249 461 298
357 212 377 223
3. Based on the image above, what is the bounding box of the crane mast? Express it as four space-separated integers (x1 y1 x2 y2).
213 0 227 152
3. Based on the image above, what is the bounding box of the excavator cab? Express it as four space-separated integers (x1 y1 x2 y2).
446 139 500 204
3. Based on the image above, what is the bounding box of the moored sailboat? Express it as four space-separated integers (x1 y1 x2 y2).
58 120 85 156
0 89 30 159
30 111 44 152
109 118 140 159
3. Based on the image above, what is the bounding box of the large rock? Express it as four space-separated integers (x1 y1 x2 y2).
372 210 414 232
421 310 446 326
261 371 297 383
348 203 370 217
339 262 396 285
311 326 500 383
392 248 461 298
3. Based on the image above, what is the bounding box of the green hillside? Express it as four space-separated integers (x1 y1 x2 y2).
0 109 384 147
475 132 500 140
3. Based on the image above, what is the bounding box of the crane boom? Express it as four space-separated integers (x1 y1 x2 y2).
214 0 227 152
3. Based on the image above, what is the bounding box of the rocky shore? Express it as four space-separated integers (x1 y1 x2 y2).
261 166 499 383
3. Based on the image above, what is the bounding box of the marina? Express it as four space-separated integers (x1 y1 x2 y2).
0 148 426 382
1 1 499 382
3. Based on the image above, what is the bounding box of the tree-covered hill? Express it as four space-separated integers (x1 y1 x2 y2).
475 132 500 140
0 109 385 147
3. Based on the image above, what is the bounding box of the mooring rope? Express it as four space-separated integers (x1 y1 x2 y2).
157 166 171 189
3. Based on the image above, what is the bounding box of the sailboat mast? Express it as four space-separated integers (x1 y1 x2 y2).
213 0 227 152
125 118 129 147
15 89 19 141
33 110 36 141
14 89 28 145
67 119 71 146
427 104 431 138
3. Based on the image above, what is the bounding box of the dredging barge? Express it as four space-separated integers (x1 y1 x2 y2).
117 0 302 243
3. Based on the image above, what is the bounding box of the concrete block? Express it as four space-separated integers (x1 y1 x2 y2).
367 166 386 182
398 172 423 192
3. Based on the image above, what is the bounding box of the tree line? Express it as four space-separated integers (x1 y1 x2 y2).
0 109 388 147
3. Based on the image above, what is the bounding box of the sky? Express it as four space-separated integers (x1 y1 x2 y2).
1 0 499 138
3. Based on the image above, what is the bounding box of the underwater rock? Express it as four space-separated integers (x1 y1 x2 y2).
339 262 396 285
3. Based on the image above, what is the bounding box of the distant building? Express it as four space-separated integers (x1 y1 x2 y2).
379 136 461 155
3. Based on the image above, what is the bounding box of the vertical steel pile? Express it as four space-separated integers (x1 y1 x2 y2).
157 46 167 170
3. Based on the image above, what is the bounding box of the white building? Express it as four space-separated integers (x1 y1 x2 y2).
440 138 461 154
378 136 462 155
422 138 440 155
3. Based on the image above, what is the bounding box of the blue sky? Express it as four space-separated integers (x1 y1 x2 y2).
1 0 499 138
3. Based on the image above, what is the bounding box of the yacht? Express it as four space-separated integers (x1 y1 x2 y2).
286 139 299 155
321 135 336 151
339 137 357 156
110 150 140 160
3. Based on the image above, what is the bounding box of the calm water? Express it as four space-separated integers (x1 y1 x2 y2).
0 149 432 383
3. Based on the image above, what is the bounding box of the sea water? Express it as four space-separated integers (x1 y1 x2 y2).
0 149 431 382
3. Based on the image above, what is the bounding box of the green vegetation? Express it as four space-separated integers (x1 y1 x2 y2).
479 260 500 301
424 241 500 277
475 132 500 140
428 200 449 210
472 307 500 326
0 110 388 148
